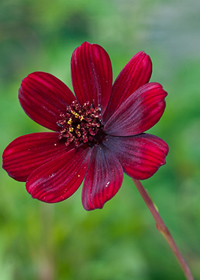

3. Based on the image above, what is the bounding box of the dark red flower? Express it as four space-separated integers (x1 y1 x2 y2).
2 42 168 210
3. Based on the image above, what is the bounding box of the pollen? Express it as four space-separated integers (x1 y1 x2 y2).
67 118 72 125
56 100 105 147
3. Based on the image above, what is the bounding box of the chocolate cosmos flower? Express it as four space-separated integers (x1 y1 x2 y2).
2 42 168 210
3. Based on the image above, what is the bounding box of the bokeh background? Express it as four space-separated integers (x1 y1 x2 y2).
1 0 200 279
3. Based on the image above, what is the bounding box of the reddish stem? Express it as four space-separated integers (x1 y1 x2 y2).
132 178 194 280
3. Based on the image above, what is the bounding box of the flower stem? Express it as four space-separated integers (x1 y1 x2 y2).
132 178 194 280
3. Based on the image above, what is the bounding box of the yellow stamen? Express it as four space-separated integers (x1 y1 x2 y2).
67 118 72 125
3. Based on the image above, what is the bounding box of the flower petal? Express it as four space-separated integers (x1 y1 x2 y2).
19 72 76 131
103 51 152 121
2 132 69 182
104 83 167 136
71 42 113 115
104 134 169 180
82 144 123 211
26 147 91 203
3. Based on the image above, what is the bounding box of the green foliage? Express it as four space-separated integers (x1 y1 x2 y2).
1 0 200 279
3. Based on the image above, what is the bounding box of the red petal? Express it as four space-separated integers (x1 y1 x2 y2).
104 83 167 136
19 72 75 131
26 147 91 203
2 132 69 182
104 134 169 180
71 42 113 115
82 145 123 211
103 51 152 121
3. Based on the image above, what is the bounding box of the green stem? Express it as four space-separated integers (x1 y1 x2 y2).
132 178 194 280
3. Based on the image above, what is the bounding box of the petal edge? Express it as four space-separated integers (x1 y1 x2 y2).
104 134 169 180
19 72 75 131
2 132 69 182
82 144 123 210
26 147 91 203
103 51 152 121
104 83 167 136
71 42 113 115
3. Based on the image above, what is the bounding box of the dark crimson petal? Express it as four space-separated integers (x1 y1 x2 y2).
26 146 91 203
104 134 169 180
104 83 167 136
19 72 76 131
2 132 70 182
103 51 152 121
82 144 123 211
71 42 113 115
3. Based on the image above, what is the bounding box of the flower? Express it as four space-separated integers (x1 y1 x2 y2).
2 42 168 210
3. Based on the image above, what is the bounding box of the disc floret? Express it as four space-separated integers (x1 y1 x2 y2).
57 100 104 147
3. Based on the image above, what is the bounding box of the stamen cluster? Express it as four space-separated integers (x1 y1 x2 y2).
57 100 103 147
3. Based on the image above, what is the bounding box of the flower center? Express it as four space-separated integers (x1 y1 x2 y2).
57 100 105 147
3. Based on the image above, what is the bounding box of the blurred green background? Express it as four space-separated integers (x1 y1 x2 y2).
0 0 200 279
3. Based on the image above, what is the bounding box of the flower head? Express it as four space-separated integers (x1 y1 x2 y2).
2 42 168 210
